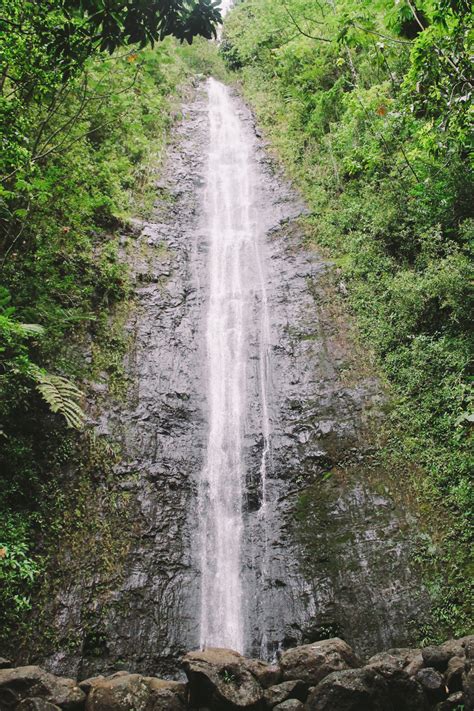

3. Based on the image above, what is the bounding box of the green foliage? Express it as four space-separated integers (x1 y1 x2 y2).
0 1 200 641
0 514 40 625
223 0 473 638
61 0 223 53
33 370 85 430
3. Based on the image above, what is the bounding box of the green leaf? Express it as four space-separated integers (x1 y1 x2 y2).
32 369 85 430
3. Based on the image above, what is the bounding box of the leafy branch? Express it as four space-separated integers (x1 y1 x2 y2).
32 368 85 430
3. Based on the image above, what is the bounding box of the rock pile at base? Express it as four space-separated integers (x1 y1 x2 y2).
0 636 472 710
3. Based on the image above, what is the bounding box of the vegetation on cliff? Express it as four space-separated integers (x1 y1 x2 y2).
221 0 472 639
0 0 221 647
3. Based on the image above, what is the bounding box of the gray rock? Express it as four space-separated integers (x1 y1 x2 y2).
466 638 474 659
445 656 464 693
182 648 264 710
405 654 424 677
415 667 447 703
422 646 452 672
17 700 62 711
434 691 465 711
305 668 392 711
85 673 186 711
0 659 12 670
367 648 421 672
263 680 307 707
78 672 128 695
462 666 474 710
363 661 429 711
77 676 105 695
273 701 304 710
440 636 473 660
366 648 423 676
246 659 281 688
0 667 85 710
280 638 359 686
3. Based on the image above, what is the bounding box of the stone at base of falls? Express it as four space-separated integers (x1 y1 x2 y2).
2 634 474 710
445 656 464 693
263 680 308 707
366 647 423 671
83 673 186 711
435 691 466 711
463 666 474 710
0 666 85 710
279 638 360 686
415 668 448 704
422 647 455 672
306 669 414 711
245 661 281 689
182 648 264 710
17 700 61 711
273 701 304 710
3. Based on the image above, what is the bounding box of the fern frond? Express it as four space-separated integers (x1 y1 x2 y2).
33 370 85 430
18 323 45 336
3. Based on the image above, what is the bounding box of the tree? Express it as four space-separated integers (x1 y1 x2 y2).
63 0 223 52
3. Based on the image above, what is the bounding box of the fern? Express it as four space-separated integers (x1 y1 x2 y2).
17 323 45 337
32 369 85 430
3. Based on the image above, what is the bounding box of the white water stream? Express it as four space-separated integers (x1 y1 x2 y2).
198 78 271 652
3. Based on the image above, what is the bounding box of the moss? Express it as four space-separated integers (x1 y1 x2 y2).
90 299 135 402
13 430 139 661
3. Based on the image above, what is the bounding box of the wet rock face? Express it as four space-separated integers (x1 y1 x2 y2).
236 103 429 658
40 90 212 680
38 80 429 675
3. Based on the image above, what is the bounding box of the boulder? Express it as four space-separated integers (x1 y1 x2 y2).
445 656 464 693
78 672 128 695
464 637 474 661
305 668 392 711
440 636 473 660
462 666 474 710
273 701 304 710
367 648 426 680
85 673 186 711
415 667 447 703
0 667 85 710
263 680 307 707
0 659 12 670
279 639 359 686
17 700 61 711
434 691 465 711
363 664 428 711
405 655 424 677
246 660 281 689
365 657 402 677
182 648 264 710
422 646 452 672
367 648 421 671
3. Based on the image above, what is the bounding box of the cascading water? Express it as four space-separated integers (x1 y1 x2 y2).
198 78 271 653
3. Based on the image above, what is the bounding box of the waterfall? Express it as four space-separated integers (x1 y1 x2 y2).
219 0 234 16
198 78 271 653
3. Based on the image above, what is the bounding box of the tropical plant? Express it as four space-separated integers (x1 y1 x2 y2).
32 369 85 430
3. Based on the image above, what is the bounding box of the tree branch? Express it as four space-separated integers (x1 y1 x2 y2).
281 0 331 42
